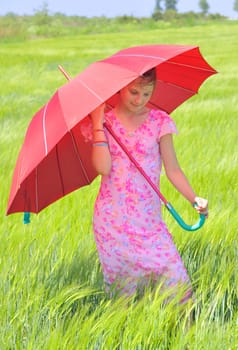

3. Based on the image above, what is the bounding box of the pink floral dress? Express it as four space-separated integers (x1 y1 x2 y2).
93 109 191 298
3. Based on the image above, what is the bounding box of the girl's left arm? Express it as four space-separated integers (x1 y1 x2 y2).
160 134 208 216
160 134 197 204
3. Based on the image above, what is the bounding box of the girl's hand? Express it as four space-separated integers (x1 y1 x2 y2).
90 103 106 128
194 197 208 218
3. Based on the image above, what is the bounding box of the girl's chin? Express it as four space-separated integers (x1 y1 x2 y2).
129 105 143 113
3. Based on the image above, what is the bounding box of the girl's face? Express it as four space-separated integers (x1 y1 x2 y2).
119 78 154 114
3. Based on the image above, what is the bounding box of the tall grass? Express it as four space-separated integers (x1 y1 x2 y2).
1 21 238 349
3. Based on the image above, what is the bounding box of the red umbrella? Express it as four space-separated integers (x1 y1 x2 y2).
6 44 217 224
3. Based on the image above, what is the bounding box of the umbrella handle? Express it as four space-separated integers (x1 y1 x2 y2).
165 202 206 231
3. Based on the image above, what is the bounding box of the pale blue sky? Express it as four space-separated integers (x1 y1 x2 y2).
0 0 237 19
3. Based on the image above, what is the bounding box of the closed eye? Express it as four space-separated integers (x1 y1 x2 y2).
129 89 138 95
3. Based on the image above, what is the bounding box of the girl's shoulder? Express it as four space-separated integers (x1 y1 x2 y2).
149 109 178 137
149 109 174 124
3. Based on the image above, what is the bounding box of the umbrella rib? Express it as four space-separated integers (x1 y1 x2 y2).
161 60 215 73
111 54 215 73
113 53 166 61
69 130 91 184
148 101 167 113
35 167 39 213
157 79 197 94
77 78 104 102
56 144 65 196
42 102 49 155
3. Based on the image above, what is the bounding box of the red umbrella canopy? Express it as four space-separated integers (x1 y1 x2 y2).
105 44 216 112
7 44 217 215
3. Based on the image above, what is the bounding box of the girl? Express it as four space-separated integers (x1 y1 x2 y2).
90 68 208 299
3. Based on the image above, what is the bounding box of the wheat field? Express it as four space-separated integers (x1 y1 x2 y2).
1 21 238 349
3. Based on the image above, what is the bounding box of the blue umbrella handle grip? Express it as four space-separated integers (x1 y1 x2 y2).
23 212 30 224
166 203 206 231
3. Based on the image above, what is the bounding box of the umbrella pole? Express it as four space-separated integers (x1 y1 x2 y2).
104 123 205 232
104 123 168 205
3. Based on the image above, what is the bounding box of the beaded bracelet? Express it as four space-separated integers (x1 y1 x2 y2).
92 142 108 147
92 140 108 147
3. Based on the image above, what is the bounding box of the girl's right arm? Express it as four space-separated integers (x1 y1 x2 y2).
90 104 112 175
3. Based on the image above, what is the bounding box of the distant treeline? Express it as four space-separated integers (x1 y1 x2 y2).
0 10 229 41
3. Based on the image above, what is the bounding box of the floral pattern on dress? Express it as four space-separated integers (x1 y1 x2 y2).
93 109 191 299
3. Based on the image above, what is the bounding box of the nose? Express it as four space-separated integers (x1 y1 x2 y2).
134 95 142 105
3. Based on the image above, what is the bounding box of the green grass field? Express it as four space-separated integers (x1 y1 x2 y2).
1 21 238 349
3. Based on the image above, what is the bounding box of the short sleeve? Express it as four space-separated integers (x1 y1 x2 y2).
157 110 178 140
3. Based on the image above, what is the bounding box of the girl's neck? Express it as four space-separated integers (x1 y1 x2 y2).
114 104 148 119
113 105 149 131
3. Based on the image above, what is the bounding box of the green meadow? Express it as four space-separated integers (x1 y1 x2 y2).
1 20 238 349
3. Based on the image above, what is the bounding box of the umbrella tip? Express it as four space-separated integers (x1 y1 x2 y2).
23 212 30 224
58 65 71 81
